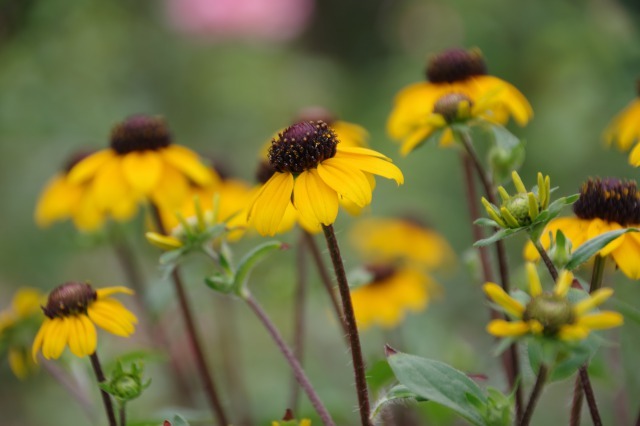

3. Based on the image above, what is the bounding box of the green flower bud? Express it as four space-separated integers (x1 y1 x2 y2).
100 361 151 403
523 294 575 336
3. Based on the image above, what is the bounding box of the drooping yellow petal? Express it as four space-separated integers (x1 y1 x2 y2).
318 158 372 207
332 120 369 148
573 288 614 315
610 233 640 280
121 151 164 193
34 175 82 227
8 348 29 379
67 150 116 184
248 172 295 236
88 301 136 337
79 314 97 356
90 156 132 209
553 270 574 297
335 147 404 185
32 319 50 361
586 218 623 256
526 263 543 297
486 320 530 337
399 126 434 156
629 141 640 166
72 191 105 231
483 283 525 318
43 317 69 359
146 232 184 250
293 169 339 226
576 311 624 330
161 145 215 186
96 286 135 299
150 164 189 210
67 317 84 357
558 324 590 341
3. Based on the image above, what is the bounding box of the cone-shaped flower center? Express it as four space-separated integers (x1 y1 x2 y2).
43 282 97 318
523 294 575 335
573 178 640 226
433 93 473 123
268 120 338 174
365 264 397 284
110 115 172 155
426 48 487 83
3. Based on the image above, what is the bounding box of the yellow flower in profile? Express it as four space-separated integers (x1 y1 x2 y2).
349 217 454 270
387 48 533 153
271 408 311 426
0 288 43 379
32 282 137 360
67 115 215 222
604 80 640 164
35 150 105 232
248 120 403 236
524 178 640 279
351 264 437 330
485 264 623 340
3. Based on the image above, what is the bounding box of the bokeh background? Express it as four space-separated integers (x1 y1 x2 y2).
1 0 640 424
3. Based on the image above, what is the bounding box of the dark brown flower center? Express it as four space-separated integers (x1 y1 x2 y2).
523 293 575 336
42 282 97 318
365 264 397 284
573 178 640 226
110 115 172 155
426 48 487 83
268 121 338 174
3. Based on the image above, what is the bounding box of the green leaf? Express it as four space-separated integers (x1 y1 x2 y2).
233 241 285 295
474 218 500 227
168 415 191 426
527 334 600 382
371 385 427 418
489 124 521 150
387 351 487 426
204 273 234 294
366 359 395 391
566 228 639 270
474 228 521 247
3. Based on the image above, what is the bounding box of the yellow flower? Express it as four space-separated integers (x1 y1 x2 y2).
387 48 532 154
484 264 623 340
248 120 403 236
604 80 640 164
32 282 137 360
271 408 311 426
349 217 454 270
34 150 105 232
67 115 215 222
0 288 43 379
351 265 437 330
525 178 640 279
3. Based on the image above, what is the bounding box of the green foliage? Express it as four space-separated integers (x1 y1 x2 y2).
565 228 639 270
371 385 427 418
99 360 151 404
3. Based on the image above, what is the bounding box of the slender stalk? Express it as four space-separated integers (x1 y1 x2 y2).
589 255 606 293
243 292 336 426
89 352 117 426
150 204 229 426
579 367 602 426
302 230 350 338
119 404 126 426
42 359 96 421
519 365 548 426
531 240 559 281
460 147 522 419
289 231 308 412
569 375 583 426
322 224 372 426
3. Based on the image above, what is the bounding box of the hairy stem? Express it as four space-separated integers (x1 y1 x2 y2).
570 375 584 426
89 352 117 426
289 231 308 412
244 292 335 426
520 365 548 426
322 224 372 426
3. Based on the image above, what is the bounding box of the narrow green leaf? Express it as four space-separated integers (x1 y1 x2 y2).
233 241 285 294
371 385 427 418
566 228 639 270
474 228 521 247
489 123 521 149
387 352 487 426
169 415 191 426
474 218 500 227
205 273 234 294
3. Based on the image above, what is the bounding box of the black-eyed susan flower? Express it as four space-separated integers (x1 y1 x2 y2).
351 264 437 330
484 264 623 340
604 80 640 164
67 115 216 222
387 48 533 154
524 178 640 279
248 120 403 236
35 150 105 232
349 216 454 269
0 288 43 379
32 282 137 360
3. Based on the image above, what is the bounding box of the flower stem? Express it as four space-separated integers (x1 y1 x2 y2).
532 239 559 281
459 139 522 420
569 375 584 426
322 224 372 426
150 204 229 426
302 230 350 339
289 231 309 412
579 367 602 426
519 364 548 426
243 292 336 426
89 352 117 426
119 404 126 426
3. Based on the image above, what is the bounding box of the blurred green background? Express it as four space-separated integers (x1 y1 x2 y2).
1 0 640 424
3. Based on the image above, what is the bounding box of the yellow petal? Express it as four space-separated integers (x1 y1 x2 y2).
96 286 135 299
487 320 530 337
629 141 640 166
293 169 339 226
67 150 116 184
526 263 542 297
248 172 295 236
335 147 404 185
332 120 369 148
72 190 106 232
145 232 183 250
553 270 574 297
79 314 98 356
43 317 69 359
318 158 372 207
576 311 624 330
150 165 190 210
67 317 84 357
610 233 640 280
32 319 50 361
483 283 525 318
558 324 590 341
586 218 623 256
34 175 82 227
573 288 614 315
121 151 164 193
8 348 29 379
161 145 214 186
90 156 132 209
400 126 434 156
88 300 136 337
